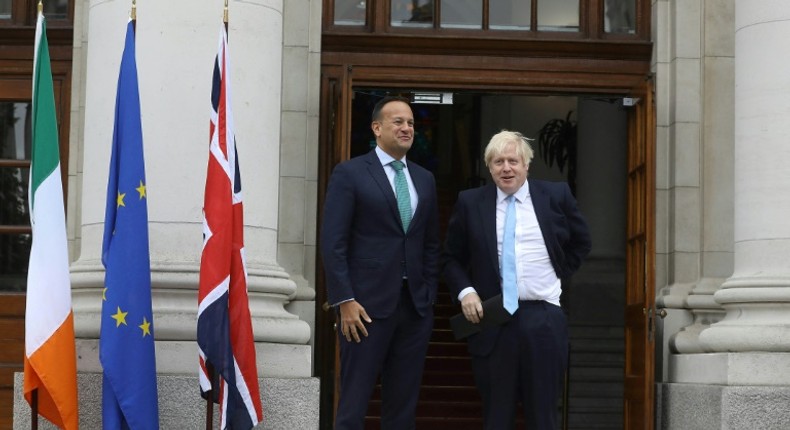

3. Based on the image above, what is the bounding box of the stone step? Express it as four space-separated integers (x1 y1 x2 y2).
570 338 624 353
570 366 623 381
569 380 624 397
570 351 625 366
366 399 482 418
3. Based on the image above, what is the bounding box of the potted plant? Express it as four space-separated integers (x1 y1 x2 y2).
537 110 578 195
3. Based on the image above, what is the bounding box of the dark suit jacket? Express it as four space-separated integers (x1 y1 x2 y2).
321 149 440 319
442 180 591 356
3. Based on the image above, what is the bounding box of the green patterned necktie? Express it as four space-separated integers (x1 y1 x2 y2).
391 160 412 232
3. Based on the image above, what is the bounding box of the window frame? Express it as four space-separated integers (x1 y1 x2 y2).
324 0 649 40
0 80 32 236
0 6 72 292
0 0 73 28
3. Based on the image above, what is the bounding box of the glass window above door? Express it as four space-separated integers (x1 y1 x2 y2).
385 0 579 31
391 0 433 28
43 0 70 20
335 0 366 26
537 0 579 32
328 0 648 41
490 0 531 30
0 1 10 20
605 0 636 34
441 0 482 30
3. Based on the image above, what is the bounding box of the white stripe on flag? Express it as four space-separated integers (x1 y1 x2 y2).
26 169 72 355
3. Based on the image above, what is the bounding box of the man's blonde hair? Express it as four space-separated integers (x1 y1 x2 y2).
483 130 534 167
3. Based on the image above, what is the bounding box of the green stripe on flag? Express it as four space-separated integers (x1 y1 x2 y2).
31 15 60 208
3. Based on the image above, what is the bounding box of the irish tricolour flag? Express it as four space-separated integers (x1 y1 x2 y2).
23 10 79 430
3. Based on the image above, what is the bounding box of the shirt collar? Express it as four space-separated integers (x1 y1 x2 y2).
496 179 530 204
375 146 407 168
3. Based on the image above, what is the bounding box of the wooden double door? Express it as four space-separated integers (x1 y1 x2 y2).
316 63 656 429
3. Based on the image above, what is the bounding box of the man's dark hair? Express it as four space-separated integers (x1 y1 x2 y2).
372 95 411 122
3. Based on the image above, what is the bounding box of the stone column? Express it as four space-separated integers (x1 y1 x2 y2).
70 0 311 378
668 0 733 355
698 1 790 356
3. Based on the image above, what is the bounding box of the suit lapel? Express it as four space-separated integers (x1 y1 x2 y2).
477 184 499 274
408 166 428 233
529 180 555 240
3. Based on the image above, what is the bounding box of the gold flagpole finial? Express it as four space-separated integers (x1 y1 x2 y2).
224 0 229 24
38 0 43 14
131 0 136 20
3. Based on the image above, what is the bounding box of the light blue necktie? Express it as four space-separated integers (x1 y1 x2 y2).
502 195 518 314
391 160 412 232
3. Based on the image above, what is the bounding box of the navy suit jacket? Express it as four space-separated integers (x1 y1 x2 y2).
321 150 440 319
442 180 591 356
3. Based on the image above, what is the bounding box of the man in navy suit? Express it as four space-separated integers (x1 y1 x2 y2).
443 130 591 430
321 96 440 430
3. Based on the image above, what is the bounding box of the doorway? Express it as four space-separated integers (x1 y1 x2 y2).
318 87 638 429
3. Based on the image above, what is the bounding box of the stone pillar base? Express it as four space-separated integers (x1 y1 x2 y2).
74 338 313 378
658 382 790 430
669 352 790 385
660 353 790 429
14 373 319 429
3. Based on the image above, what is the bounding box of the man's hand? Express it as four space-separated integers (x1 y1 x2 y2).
461 292 483 324
339 300 372 343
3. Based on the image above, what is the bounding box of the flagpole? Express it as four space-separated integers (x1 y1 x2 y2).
205 0 227 417
203 7 227 428
203 8 228 428
32 16 42 430
31 389 38 430
200 0 262 424
31 3 42 427
205 362 214 430
206 3 230 425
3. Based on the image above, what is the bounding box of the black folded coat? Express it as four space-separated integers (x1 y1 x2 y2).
449 294 512 340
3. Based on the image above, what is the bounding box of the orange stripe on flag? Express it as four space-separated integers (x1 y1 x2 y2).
24 312 78 430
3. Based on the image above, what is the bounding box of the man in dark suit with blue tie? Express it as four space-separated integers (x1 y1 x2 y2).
321 96 440 430
443 130 591 430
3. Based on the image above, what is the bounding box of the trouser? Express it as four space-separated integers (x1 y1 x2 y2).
472 300 568 430
334 287 434 430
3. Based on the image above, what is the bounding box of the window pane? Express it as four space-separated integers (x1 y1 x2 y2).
0 0 10 20
537 0 579 32
441 0 481 29
0 233 30 292
605 0 636 34
43 0 69 20
1 102 32 160
391 0 433 28
490 0 531 30
0 165 31 293
334 0 366 26
0 167 30 227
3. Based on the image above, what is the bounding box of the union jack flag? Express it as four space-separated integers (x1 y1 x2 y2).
197 24 263 430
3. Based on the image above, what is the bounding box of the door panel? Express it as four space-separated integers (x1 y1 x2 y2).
317 63 353 430
316 69 657 428
0 295 25 430
623 78 656 430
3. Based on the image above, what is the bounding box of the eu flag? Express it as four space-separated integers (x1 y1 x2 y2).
99 20 159 429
